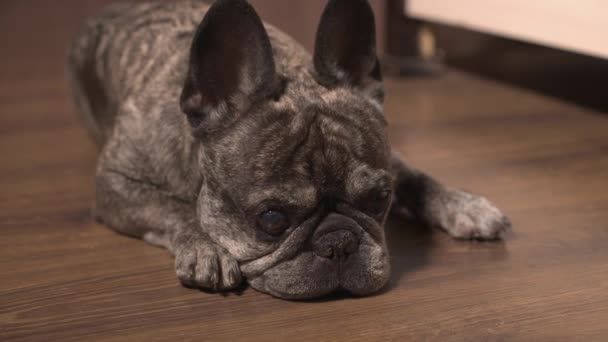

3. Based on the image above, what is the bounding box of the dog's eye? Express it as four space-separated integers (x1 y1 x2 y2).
365 189 392 216
376 189 391 201
185 110 204 127
257 210 290 236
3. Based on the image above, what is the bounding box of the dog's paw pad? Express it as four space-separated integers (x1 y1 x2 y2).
434 190 511 240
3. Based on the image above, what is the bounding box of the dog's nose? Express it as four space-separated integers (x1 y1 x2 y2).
313 230 359 259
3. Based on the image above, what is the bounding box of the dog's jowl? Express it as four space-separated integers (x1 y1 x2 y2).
69 0 510 299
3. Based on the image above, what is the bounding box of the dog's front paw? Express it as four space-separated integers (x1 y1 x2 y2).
432 190 511 240
173 233 242 291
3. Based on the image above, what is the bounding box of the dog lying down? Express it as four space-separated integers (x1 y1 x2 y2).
68 0 510 299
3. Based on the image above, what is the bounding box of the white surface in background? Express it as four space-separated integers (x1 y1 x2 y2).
406 0 608 59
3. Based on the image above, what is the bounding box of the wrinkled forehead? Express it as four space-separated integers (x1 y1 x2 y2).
229 94 390 208
240 161 392 212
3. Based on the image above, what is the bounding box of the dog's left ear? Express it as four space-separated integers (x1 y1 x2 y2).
313 0 382 101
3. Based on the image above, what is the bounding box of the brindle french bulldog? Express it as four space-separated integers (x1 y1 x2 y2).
68 0 510 299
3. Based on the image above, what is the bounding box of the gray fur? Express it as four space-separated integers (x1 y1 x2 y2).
68 0 510 299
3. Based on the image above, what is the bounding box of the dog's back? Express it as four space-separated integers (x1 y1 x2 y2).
68 0 311 146
68 0 209 145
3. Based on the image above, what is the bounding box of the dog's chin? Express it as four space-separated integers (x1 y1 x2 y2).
247 243 390 300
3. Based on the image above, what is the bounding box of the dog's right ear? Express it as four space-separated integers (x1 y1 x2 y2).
180 0 281 136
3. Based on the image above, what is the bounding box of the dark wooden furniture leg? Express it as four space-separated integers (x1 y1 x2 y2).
384 0 443 75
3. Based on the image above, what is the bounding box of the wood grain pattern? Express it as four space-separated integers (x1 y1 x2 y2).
1 1 608 341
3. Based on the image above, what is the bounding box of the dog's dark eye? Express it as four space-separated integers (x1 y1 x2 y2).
366 189 392 216
185 110 204 127
257 210 290 236
376 189 391 201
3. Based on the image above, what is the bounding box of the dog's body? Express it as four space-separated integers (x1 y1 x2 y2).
69 0 509 299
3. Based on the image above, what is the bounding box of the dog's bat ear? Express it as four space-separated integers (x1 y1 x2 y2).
313 0 381 92
180 0 281 135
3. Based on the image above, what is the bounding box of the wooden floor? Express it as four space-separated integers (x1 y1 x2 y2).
2 1 608 341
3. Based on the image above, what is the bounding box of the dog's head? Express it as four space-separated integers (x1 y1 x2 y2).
180 0 391 299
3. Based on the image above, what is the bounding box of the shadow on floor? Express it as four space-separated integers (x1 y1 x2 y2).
384 214 434 289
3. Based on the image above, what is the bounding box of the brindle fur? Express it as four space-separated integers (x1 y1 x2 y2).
68 0 510 299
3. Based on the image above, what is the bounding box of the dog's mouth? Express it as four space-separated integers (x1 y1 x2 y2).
238 210 390 299
245 238 390 300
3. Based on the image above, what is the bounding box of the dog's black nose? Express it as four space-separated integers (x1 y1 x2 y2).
313 230 359 259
